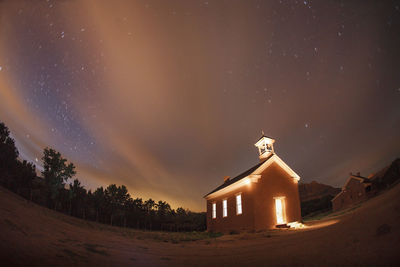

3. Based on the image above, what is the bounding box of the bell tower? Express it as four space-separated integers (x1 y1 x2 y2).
254 132 275 161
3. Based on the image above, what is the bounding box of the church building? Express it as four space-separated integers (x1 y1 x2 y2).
204 134 302 232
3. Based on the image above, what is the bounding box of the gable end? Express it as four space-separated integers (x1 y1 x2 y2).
204 154 300 200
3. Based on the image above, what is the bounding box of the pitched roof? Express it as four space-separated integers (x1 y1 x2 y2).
255 134 275 144
331 190 343 202
342 175 371 189
204 154 273 198
351 175 371 183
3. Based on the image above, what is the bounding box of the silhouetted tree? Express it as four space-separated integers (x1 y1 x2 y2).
0 122 19 188
129 197 144 228
93 187 106 222
116 185 130 227
42 147 76 210
15 160 36 198
68 179 86 217
105 184 119 225
156 201 171 230
85 190 94 220
0 122 18 163
144 198 156 230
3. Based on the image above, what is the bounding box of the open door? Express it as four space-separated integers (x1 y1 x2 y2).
274 197 286 225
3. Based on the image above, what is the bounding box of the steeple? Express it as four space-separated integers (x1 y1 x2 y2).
254 132 275 161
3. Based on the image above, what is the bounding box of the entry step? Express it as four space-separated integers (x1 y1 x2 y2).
276 224 290 228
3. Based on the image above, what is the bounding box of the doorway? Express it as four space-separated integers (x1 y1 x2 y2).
274 197 286 225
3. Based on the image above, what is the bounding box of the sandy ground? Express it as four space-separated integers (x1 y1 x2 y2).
0 184 399 266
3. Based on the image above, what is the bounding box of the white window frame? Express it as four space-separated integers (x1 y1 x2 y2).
236 193 242 215
212 202 216 219
222 199 228 217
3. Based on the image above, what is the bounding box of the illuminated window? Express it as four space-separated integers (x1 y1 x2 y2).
222 199 227 217
236 194 242 215
212 203 216 219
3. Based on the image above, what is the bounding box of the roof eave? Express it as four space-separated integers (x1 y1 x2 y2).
204 154 300 200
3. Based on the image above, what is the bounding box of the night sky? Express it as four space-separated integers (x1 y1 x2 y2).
0 0 399 211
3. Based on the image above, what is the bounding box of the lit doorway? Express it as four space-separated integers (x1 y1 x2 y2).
274 197 286 225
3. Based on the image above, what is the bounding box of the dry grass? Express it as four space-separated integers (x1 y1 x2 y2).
118 229 223 243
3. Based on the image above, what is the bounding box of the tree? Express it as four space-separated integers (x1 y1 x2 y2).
129 197 144 229
156 201 171 230
144 199 156 230
176 207 187 231
105 184 118 225
93 187 106 222
15 160 36 198
42 147 76 210
116 185 130 227
68 179 86 217
104 184 130 226
85 190 94 221
0 122 19 163
0 122 19 188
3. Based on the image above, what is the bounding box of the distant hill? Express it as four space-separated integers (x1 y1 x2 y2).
298 181 341 217
298 181 341 202
369 158 400 189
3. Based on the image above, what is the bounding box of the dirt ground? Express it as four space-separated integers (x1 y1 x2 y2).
0 184 399 266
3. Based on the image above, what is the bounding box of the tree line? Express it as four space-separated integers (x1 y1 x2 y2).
0 121 206 232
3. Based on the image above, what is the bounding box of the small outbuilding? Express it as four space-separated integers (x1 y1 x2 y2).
204 134 302 232
331 173 373 212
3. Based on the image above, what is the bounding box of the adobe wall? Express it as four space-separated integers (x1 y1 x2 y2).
206 184 255 233
332 193 343 211
332 178 368 211
253 162 302 230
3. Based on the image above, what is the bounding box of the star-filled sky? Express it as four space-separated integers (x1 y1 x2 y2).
1 0 399 211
